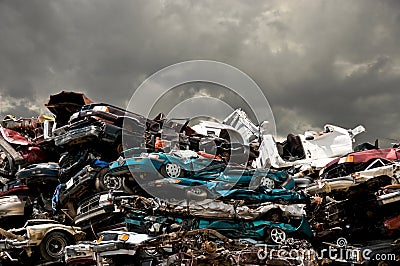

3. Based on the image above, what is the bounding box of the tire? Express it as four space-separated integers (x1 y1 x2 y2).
122 176 136 194
159 163 184 178
39 231 71 261
96 169 123 191
142 248 159 259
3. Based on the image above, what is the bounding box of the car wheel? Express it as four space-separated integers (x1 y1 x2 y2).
122 176 136 194
96 171 122 191
260 177 275 189
160 163 184 178
39 231 71 261
58 150 91 182
267 227 286 244
143 248 159 258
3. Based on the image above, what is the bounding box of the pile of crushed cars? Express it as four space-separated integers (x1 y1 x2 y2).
0 91 399 266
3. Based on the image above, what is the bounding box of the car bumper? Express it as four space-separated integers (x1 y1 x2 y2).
93 242 138 257
75 204 116 225
65 244 95 264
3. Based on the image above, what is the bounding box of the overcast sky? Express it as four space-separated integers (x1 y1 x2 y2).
1 0 399 146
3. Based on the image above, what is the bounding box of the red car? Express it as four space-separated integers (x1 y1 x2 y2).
320 147 400 179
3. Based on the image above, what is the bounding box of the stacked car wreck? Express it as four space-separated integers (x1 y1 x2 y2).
0 91 398 265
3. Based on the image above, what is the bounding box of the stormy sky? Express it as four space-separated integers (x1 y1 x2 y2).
1 0 400 146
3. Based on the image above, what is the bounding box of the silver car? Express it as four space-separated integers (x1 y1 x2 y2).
93 230 151 265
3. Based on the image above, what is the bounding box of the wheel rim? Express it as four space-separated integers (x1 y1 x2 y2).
144 248 159 257
260 177 275 188
103 174 122 190
270 228 286 244
165 163 181 178
45 235 67 258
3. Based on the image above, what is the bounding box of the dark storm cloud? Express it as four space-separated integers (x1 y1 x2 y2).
0 0 399 146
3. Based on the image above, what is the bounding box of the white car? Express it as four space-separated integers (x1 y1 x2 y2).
256 124 365 169
93 230 151 265
225 109 366 169
198 109 365 170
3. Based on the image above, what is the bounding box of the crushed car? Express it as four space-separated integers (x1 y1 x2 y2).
3 91 400 266
320 147 400 180
0 219 85 264
109 149 295 191
256 124 365 170
110 149 226 179
219 109 366 170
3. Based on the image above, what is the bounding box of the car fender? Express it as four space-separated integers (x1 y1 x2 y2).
26 225 84 246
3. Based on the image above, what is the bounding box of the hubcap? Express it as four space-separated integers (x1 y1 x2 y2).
165 163 181 177
103 174 121 190
270 228 286 244
260 177 275 188
46 237 66 257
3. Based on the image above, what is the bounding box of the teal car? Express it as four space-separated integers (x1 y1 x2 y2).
110 149 226 178
110 149 294 190
124 209 312 244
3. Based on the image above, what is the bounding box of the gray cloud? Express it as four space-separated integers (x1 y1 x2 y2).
0 0 399 146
